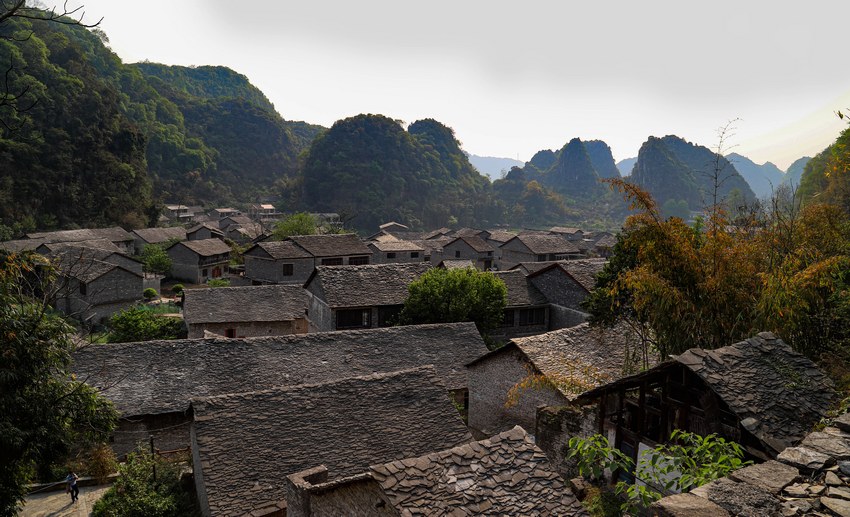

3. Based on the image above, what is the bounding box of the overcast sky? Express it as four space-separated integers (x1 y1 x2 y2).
71 0 850 170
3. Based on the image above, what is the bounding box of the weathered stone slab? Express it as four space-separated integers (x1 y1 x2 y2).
826 471 843 486
830 486 850 501
841 461 850 477
822 496 850 517
649 492 730 517
729 460 799 493
778 446 834 472
835 412 850 434
697 477 782 516
801 432 850 460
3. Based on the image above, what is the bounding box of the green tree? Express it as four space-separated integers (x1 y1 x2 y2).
0 251 118 514
107 305 185 343
398 267 507 336
140 245 172 276
92 447 198 517
272 212 318 239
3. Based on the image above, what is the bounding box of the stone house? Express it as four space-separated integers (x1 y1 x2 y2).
182 284 308 338
191 367 472 517
367 239 425 264
248 203 281 222
303 262 431 332
217 214 253 230
186 223 224 241
166 239 231 284
441 235 495 270
285 426 587 517
378 221 410 233
35 238 120 254
288 234 372 266
27 227 136 255
225 222 264 244
593 233 617 258
490 270 551 341
210 207 242 219
549 226 585 240
45 245 143 275
467 322 646 437
73 322 487 459
574 332 837 463
525 259 607 327
131 227 187 255
499 234 582 270
482 229 518 266
53 256 143 324
243 241 315 285
164 204 193 221
412 236 451 263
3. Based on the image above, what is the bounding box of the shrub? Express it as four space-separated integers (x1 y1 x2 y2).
207 278 230 288
143 288 158 300
171 284 184 295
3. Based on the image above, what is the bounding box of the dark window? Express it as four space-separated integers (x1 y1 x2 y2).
455 250 461 258
282 263 294 276
336 309 371 329
225 328 236 338
386 252 397 259
501 309 515 327
424 255 430 262
79 282 87 295
321 257 343 266
202 268 208 277
411 252 419 258
483 259 492 270
377 306 401 327
487 251 493 256
349 256 370 265
537 254 546 262
518 307 545 326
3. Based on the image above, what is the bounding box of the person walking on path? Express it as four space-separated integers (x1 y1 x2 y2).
65 472 79 503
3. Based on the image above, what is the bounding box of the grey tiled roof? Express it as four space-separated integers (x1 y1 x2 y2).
186 223 223 236
525 259 607 291
132 227 187 244
505 234 581 255
73 322 487 416
492 270 548 307
412 237 451 255
28 227 133 243
448 235 494 253
288 234 371 257
549 226 583 234
246 240 312 260
454 227 485 238
182 285 308 324
37 239 122 254
307 263 431 307
485 229 518 243
170 238 231 257
192 367 472 517
368 239 425 252
0 238 46 252
370 426 587 516
594 234 617 248
505 322 650 399
56 256 140 282
675 332 837 454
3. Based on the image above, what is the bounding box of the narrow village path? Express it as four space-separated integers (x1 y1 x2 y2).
20 485 110 517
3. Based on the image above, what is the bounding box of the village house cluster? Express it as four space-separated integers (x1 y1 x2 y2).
7 211 848 515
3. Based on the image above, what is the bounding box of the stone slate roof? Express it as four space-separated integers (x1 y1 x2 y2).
368 239 425 252
412 237 451 255
453 227 485 238
132 227 187 244
37 239 123 254
485 229 518 243
182 285 307 324
0 238 46 252
527 258 608 291
56 256 140 282
186 223 224 237
594 234 617 249
169 238 231 257
288 234 371 257
47 246 139 267
471 322 648 400
549 226 583 235
246 240 312 260
305 263 431 308
218 215 253 227
492 270 548 307
28 227 133 243
438 259 475 270
192 367 472 517
447 235 494 253
505 234 581 255
72 322 487 416
675 332 837 454
370 426 587 516
423 227 452 239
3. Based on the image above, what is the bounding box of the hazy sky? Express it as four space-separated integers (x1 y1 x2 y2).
70 0 850 170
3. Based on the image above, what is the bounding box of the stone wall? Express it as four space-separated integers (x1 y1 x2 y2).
305 291 334 332
549 305 588 330
59 268 142 324
535 404 600 479
188 319 306 339
285 466 396 517
244 255 314 285
489 306 550 343
467 345 569 437
498 240 534 270
111 412 192 459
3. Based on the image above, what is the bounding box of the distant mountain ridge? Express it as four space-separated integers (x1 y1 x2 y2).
465 153 524 180
725 153 785 199
617 157 637 177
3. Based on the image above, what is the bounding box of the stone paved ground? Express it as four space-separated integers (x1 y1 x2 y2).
20 485 110 517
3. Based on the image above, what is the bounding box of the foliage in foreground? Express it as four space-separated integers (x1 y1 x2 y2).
92 449 199 517
398 267 507 336
106 305 185 343
567 431 750 514
0 252 117 514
